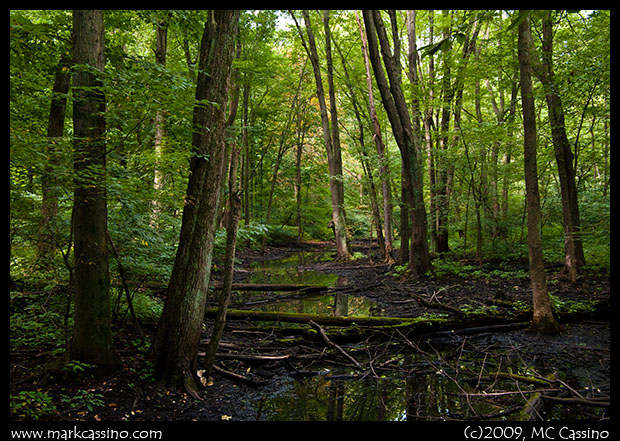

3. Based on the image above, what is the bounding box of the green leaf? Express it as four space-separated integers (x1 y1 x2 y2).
506 11 530 32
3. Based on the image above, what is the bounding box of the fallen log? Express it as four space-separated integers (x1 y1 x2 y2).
209 282 344 293
204 308 420 327
204 296 609 343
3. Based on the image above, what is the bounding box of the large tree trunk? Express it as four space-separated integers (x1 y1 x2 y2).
536 12 585 282
517 11 560 335
37 54 71 267
150 10 240 395
363 10 431 278
71 10 118 372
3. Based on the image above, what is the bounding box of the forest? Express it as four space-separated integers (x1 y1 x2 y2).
10 9 609 426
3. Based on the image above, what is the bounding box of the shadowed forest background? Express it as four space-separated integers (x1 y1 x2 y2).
10 10 609 423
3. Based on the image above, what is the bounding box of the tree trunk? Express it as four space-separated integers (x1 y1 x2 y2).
363 10 431 278
241 83 251 226
536 12 585 282
37 54 71 267
150 10 240 395
356 11 394 263
322 11 351 261
517 11 560 335
335 36 386 259
293 11 351 260
203 145 242 378
151 17 167 225
294 103 308 242
71 10 118 372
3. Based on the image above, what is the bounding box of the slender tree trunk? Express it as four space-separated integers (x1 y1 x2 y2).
150 10 240 395
292 10 351 260
356 11 394 263
241 83 251 226
363 10 430 278
71 9 118 371
203 144 242 378
335 37 386 258
435 12 454 255
517 11 560 335
152 18 167 224
322 11 351 260
535 12 585 282
37 53 71 267
294 105 308 242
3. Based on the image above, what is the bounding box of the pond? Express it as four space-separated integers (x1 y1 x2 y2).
230 251 385 317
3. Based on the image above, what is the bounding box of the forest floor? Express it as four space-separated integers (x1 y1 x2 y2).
10 240 610 422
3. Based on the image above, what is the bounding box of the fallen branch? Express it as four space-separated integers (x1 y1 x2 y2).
309 320 363 370
211 364 268 388
204 308 419 327
474 372 556 387
409 294 464 315
210 282 345 293
215 352 291 362
540 395 610 408
205 297 610 343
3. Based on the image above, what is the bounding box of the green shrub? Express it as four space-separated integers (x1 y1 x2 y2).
10 390 57 420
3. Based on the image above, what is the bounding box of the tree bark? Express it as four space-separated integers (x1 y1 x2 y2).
37 53 71 267
535 11 585 282
292 10 351 261
334 36 386 259
71 9 118 371
363 10 431 278
151 17 168 225
203 144 242 378
356 11 394 263
150 10 240 395
517 11 560 335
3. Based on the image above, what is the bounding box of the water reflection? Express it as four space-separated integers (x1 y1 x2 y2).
259 370 495 421
232 251 384 317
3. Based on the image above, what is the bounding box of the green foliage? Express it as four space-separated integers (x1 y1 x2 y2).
10 390 57 420
548 294 597 315
61 390 105 412
10 290 69 351
112 289 163 324
62 360 95 376
460 304 500 317
426 258 529 281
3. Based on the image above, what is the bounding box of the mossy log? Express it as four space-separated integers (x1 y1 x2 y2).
209 283 346 293
205 296 609 343
203 307 422 327
203 308 517 343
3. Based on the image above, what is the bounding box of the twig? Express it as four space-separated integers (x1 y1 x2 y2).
212 364 268 388
106 231 145 343
540 395 610 408
309 320 363 370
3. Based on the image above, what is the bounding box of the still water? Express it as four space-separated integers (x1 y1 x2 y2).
232 251 384 317
229 251 607 421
